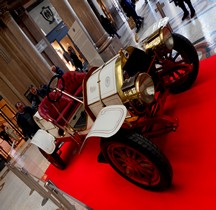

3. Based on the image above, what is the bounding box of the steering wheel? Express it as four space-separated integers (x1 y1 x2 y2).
47 75 65 102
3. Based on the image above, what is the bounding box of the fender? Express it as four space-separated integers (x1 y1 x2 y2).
79 105 127 153
31 129 56 154
86 105 127 139
78 105 127 153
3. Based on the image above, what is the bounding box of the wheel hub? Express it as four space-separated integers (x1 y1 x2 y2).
108 144 160 186
125 157 141 174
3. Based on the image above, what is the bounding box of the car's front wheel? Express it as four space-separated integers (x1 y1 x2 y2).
100 132 173 191
39 148 66 170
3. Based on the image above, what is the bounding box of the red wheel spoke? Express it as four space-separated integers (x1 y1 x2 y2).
107 143 160 186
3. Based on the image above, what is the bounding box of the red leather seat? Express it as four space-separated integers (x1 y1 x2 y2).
38 71 86 127
38 94 75 126
58 71 86 97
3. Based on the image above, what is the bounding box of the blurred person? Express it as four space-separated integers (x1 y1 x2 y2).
172 0 195 21
51 65 64 76
63 51 71 63
29 85 46 111
67 46 83 71
15 102 40 141
0 125 13 146
121 0 144 32
39 84 48 97
100 15 121 38
4 125 20 142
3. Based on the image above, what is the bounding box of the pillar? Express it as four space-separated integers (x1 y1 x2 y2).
2 12 52 83
48 0 76 29
0 12 52 105
67 0 111 53
50 0 119 62
18 10 68 71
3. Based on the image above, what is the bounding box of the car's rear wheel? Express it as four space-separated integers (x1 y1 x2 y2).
39 148 66 170
155 33 199 93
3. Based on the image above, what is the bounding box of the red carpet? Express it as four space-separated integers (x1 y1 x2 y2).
45 56 216 210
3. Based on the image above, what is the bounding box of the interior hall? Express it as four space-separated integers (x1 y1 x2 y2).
0 0 216 210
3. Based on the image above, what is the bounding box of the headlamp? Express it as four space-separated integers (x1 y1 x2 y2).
122 73 155 104
143 26 174 52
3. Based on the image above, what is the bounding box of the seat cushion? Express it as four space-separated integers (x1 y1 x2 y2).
39 71 85 127
38 94 75 126
58 71 86 96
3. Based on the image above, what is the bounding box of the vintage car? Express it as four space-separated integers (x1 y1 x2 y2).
31 17 199 191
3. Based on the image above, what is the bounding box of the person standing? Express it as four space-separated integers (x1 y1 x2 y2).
0 125 13 146
51 65 64 76
100 15 121 38
67 46 83 71
173 0 196 21
15 102 40 141
120 0 144 32
29 85 46 111
4 125 20 143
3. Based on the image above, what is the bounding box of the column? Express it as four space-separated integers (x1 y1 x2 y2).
0 12 53 105
49 0 76 29
2 12 52 84
20 10 68 71
67 0 111 53
50 0 114 57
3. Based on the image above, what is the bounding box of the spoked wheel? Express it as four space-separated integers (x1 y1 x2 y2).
155 33 199 93
47 75 65 102
100 132 173 191
39 148 66 170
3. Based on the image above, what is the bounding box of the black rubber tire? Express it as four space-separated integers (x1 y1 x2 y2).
39 148 66 170
157 33 199 93
100 132 173 191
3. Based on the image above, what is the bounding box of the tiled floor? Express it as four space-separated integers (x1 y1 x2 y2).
0 0 216 209
0 141 56 210
116 0 216 60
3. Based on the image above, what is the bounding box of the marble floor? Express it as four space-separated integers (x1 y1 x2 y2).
0 0 216 209
0 141 56 210
0 141 90 210
115 0 216 60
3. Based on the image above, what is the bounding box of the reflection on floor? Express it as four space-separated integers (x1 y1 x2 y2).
0 0 216 209
0 141 55 210
116 0 216 60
